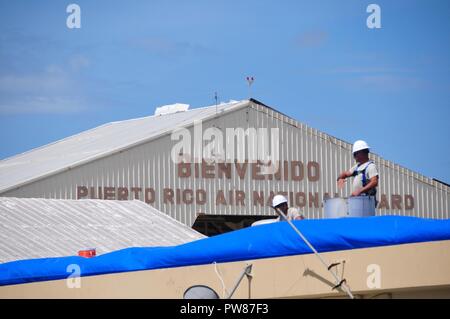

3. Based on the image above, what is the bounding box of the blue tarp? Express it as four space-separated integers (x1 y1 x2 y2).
1 216 450 286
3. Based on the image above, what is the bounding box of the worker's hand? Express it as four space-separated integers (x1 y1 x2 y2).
351 189 362 197
337 178 346 189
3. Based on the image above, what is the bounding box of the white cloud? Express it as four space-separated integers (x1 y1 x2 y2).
0 96 86 115
0 72 69 93
132 36 213 56
69 55 90 71
0 58 90 115
295 30 328 48
307 65 427 92
328 67 414 75
356 75 427 91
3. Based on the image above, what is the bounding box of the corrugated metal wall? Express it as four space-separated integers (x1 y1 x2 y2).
3 101 449 225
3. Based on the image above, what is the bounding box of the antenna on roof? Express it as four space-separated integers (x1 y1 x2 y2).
246 76 254 99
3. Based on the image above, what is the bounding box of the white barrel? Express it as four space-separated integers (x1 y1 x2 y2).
347 196 376 217
324 198 348 219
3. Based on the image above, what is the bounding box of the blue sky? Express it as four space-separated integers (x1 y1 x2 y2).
0 0 449 183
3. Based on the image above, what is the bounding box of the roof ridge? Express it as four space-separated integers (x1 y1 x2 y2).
108 100 242 124
0 121 114 163
0 100 244 164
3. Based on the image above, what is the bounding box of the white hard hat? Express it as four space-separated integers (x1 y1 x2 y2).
352 140 370 154
272 195 288 208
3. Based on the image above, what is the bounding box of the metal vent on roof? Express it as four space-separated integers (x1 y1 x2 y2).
154 103 190 116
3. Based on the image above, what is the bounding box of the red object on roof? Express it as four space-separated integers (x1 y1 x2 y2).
78 249 96 258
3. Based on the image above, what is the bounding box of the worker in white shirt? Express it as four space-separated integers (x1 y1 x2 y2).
272 195 305 221
337 140 379 198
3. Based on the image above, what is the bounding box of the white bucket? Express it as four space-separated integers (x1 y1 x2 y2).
324 198 348 219
324 196 376 219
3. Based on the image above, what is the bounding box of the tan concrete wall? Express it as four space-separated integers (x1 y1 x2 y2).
1 240 450 299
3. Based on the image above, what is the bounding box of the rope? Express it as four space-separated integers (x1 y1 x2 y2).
213 261 230 298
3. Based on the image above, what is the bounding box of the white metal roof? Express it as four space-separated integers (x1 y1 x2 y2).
0 100 248 193
0 197 206 263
